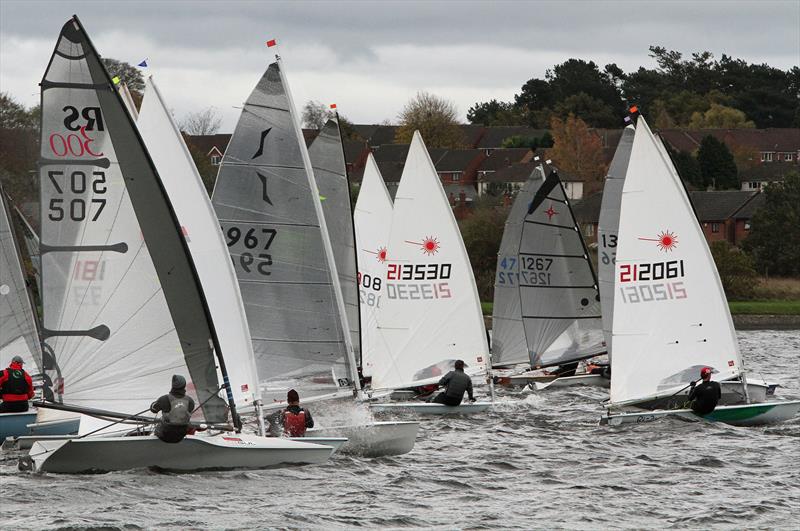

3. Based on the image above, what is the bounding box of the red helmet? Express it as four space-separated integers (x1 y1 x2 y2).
700 367 712 379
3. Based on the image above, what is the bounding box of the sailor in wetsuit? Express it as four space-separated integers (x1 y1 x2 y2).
688 367 721 415
150 374 195 443
430 360 476 406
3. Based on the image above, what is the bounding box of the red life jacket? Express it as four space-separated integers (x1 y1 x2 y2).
283 409 307 437
0 364 33 402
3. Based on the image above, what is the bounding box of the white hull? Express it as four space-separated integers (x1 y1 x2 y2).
633 380 771 410
287 436 347 454
602 400 800 427
24 433 334 474
306 421 419 457
369 402 493 415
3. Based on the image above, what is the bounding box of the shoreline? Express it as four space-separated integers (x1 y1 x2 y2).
732 314 800 330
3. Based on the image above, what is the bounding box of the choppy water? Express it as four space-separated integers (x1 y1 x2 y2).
3 329 799 530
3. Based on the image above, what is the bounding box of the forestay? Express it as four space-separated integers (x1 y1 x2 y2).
495 169 603 369
211 61 355 404
0 187 42 370
354 154 393 378
38 17 228 425
371 132 489 390
610 118 742 406
136 76 260 411
309 119 361 366
598 125 635 356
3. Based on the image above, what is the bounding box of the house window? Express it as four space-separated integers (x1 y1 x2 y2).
744 221 751 231
452 172 461 181
748 181 761 189
761 152 773 162
585 224 594 237
711 223 720 233
211 155 221 166
785 153 793 161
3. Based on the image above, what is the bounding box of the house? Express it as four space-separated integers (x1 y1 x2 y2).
433 149 485 188
738 162 795 191
573 189 764 248
185 133 231 166
688 190 763 245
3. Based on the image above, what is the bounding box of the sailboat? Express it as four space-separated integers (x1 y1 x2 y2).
490 165 606 389
353 153 393 381
367 132 493 415
0 185 50 441
210 55 417 455
601 117 799 426
25 16 334 472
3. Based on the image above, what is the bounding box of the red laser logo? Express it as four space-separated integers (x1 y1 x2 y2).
639 230 678 252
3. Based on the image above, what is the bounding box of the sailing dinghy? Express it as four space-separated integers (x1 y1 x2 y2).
25 17 334 473
366 132 492 415
211 57 417 455
601 117 799 426
0 185 52 441
491 166 606 389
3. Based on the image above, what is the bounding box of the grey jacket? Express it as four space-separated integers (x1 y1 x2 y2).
438 370 474 401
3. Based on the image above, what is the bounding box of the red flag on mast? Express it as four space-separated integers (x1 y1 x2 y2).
266 39 277 47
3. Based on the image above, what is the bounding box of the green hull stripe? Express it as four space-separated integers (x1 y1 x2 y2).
700 404 775 422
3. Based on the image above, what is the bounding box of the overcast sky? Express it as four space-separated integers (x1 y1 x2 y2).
1 0 798 131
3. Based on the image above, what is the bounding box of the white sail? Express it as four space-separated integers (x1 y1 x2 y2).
598 125 635 357
610 118 742 406
372 132 489 390
354 154 393 377
136 76 260 410
0 189 42 371
38 18 229 424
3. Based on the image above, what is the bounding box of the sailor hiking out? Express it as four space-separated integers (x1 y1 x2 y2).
688 367 722 415
0 355 35 413
429 360 476 406
150 374 195 443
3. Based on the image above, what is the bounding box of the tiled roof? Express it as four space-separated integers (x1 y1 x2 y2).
739 163 796 182
185 133 231 156
689 190 758 221
481 162 539 183
343 139 368 164
733 192 765 219
435 149 484 171
372 144 410 163
659 128 800 153
478 148 533 172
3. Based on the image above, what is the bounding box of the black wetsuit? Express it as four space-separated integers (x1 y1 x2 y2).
432 370 474 406
688 380 722 415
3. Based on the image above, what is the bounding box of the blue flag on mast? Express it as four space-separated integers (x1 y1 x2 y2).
138 59 148 68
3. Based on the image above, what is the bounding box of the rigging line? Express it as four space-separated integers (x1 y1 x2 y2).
67 326 177 387
58 175 129 341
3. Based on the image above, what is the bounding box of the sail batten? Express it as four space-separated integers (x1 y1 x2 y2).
492 169 604 369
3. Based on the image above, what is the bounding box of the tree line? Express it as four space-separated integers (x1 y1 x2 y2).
468 46 798 130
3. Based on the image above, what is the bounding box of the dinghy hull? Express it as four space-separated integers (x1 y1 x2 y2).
24 433 334 474
533 374 610 390
602 400 800 427
633 380 770 410
369 402 492 415
306 421 419 457
0 411 37 441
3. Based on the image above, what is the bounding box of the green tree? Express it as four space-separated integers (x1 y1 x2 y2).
395 91 466 148
501 131 553 149
743 172 800 276
0 92 36 129
710 240 758 300
101 58 144 95
553 92 617 128
667 146 703 189
697 135 738 189
184 139 217 195
459 201 507 301
467 99 525 126
688 103 755 129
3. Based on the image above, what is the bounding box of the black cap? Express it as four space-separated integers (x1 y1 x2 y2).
287 389 299 403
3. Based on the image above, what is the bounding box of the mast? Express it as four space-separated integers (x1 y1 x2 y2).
275 54 363 398
334 109 365 377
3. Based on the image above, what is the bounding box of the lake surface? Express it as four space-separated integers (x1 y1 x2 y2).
2 329 799 529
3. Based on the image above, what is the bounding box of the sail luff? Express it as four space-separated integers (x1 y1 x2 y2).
276 58 361 394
